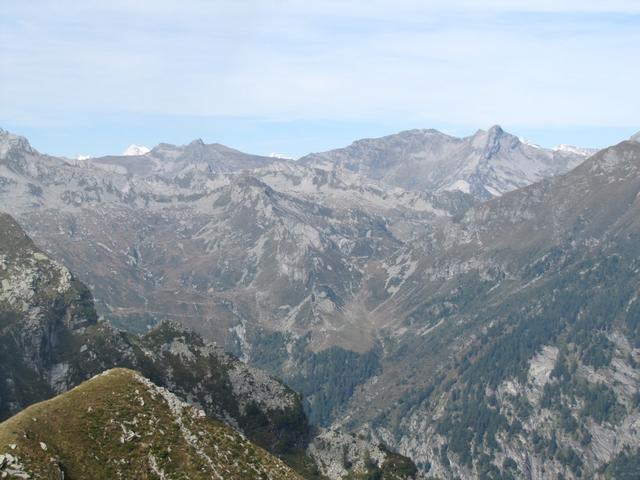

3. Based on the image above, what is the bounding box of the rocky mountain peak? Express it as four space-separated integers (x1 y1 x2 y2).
469 124 520 161
471 124 504 139
487 124 505 136
300 125 590 199
631 130 640 143
483 124 507 159
0 128 36 159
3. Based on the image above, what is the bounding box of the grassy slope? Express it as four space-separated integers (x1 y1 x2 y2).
0 368 302 480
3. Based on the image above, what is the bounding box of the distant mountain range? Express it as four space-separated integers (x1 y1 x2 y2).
2 124 639 478
300 126 593 200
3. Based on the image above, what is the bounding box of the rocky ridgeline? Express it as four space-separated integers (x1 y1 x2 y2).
0 368 302 479
300 126 590 200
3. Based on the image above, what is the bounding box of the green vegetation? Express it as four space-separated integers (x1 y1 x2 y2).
601 448 640 479
389 237 640 477
542 358 625 427
556 447 583 477
436 384 508 466
0 369 302 480
458 251 638 390
0 262 314 475
341 448 417 480
287 346 381 426
581 334 614 369
378 447 419 479
248 328 383 427
245 328 291 373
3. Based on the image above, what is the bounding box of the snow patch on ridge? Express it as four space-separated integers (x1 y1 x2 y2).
269 152 293 160
445 179 471 194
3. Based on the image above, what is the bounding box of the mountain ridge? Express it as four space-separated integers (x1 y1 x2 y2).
0 367 303 480
300 125 592 200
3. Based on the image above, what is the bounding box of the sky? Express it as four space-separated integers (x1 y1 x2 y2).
1 0 639 159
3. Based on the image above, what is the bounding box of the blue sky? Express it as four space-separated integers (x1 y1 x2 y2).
1 1 639 159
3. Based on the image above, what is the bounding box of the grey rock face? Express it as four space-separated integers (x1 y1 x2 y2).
308 428 415 480
0 129 36 159
0 125 577 362
0 452 31 479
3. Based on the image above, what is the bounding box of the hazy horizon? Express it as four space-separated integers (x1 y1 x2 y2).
2 1 639 158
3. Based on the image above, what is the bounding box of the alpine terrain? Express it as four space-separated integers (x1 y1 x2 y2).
0 211 417 479
3 125 640 478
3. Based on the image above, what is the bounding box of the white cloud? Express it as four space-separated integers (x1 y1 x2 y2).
1 1 639 130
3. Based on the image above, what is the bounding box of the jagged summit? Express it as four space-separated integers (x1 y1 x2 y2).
474 124 505 136
1 124 639 478
89 137 277 177
0 128 36 158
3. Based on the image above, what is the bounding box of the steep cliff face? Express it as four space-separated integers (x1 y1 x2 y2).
6 125 629 479
0 213 96 418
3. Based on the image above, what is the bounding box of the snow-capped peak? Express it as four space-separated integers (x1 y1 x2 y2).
122 144 150 156
76 154 91 161
269 152 293 160
553 144 597 157
444 179 471 194
518 137 542 149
